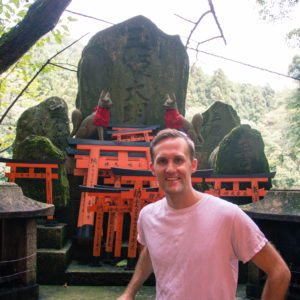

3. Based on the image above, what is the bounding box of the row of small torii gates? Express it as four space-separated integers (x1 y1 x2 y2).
1 125 275 268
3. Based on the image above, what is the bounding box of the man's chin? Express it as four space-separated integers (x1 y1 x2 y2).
164 185 183 195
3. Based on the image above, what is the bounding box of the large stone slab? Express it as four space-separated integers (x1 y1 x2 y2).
76 15 189 127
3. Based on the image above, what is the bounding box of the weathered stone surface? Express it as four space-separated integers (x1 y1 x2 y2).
13 96 70 152
241 190 300 222
76 15 189 127
12 135 70 209
37 240 72 284
199 101 241 168
37 223 67 249
214 124 270 175
0 182 54 218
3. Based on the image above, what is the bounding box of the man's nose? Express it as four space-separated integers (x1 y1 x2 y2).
165 161 176 173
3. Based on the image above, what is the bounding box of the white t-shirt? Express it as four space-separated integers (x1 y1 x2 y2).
138 194 268 300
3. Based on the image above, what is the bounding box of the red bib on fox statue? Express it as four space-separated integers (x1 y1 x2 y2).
164 108 184 129
93 106 110 127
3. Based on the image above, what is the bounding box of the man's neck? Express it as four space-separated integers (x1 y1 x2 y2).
165 189 203 209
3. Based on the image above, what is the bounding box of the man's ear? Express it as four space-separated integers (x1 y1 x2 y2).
149 162 156 176
192 158 198 173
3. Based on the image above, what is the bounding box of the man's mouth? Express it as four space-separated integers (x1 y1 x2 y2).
165 177 179 181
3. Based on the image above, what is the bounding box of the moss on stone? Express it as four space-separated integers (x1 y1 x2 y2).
199 101 241 168
13 135 70 209
215 124 270 175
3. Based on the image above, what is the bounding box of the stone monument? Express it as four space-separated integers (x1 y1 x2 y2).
76 15 189 127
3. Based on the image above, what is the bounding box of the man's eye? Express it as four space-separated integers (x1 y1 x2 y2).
157 158 167 165
174 157 183 164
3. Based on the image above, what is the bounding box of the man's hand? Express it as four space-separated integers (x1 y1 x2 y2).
116 292 134 300
116 247 153 300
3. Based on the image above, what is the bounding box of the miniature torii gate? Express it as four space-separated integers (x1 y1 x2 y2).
67 137 152 240
82 184 163 268
107 125 159 143
205 172 276 203
0 157 61 220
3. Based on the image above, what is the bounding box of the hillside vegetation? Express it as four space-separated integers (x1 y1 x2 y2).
186 66 300 188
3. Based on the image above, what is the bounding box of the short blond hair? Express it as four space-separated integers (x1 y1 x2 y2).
150 128 195 162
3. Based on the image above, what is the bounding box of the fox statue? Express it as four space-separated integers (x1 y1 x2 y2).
163 93 204 146
70 90 113 140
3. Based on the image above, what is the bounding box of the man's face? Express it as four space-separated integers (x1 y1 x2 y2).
150 137 197 196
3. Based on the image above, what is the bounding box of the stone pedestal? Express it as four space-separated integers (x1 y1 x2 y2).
0 182 54 300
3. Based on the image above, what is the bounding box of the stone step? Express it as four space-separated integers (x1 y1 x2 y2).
65 260 155 286
37 240 72 284
37 222 67 249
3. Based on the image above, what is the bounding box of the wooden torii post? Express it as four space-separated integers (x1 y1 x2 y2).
0 157 61 220
82 185 163 268
67 138 152 241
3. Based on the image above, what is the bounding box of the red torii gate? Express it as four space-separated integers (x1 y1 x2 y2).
67 138 152 241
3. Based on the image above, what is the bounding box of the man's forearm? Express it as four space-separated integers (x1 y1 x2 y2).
252 243 291 300
261 271 291 300
117 247 153 299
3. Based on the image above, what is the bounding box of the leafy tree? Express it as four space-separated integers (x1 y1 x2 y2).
0 0 76 152
256 0 299 21
0 0 72 74
206 69 230 102
256 0 300 49
288 55 300 79
286 56 300 157
186 66 208 106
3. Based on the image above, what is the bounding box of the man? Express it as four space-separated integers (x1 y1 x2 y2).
117 128 291 300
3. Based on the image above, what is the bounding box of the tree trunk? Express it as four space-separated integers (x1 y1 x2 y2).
0 0 72 74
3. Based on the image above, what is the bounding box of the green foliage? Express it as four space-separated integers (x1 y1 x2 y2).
256 0 299 21
187 65 300 188
187 66 276 123
0 0 79 161
286 87 300 151
256 1 300 62
288 55 300 79
0 0 32 34
287 28 300 48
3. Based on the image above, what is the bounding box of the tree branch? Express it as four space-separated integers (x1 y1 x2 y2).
49 62 77 72
208 0 227 45
0 0 72 74
175 0 227 49
0 33 88 125
185 10 211 48
65 10 114 25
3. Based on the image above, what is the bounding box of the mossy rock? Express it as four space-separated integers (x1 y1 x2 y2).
199 101 241 168
215 124 270 175
13 135 70 209
13 96 70 152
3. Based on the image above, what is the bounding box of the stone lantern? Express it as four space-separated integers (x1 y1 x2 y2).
0 182 54 300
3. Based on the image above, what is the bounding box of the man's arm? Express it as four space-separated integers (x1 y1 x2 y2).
116 247 153 300
251 242 291 300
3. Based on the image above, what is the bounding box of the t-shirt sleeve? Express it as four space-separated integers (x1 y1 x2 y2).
137 206 146 246
231 206 268 263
